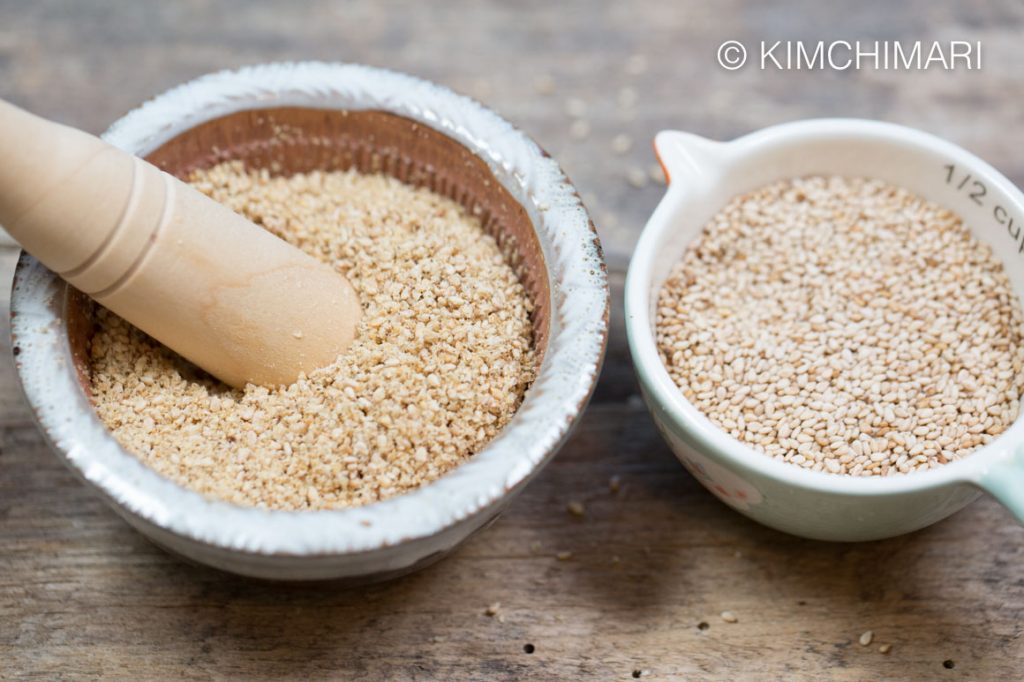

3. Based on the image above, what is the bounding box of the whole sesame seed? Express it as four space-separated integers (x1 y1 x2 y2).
860 630 874 646
627 168 649 189
655 176 1024 476
569 119 591 141
564 97 588 118
720 610 738 623
625 53 649 75
611 133 634 155
617 86 639 109
533 73 556 95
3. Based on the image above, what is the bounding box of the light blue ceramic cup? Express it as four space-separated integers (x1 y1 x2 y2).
626 119 1024 541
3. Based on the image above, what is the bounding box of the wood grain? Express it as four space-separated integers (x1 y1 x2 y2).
2 1 1024 679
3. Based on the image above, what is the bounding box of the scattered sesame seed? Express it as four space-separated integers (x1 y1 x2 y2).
649 163 667 185
860 630 874 646
556 551 573 561
625 53 649 75
569 119 591 141
90 163 536 510
565 97 588 118
879 644 892 654
567 500 585 517
656 176 1024 476
601 212 619 230
471 78 493 99
608 474 622 493
534 73 556 95
485 602 501 617
617 86 639 109
627 167 649 189
611 134 633 155
720 611 738 623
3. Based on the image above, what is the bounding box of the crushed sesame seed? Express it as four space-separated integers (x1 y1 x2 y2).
720 610 738 623
656 176 1024 476
89 163 536 510
860 630 874 646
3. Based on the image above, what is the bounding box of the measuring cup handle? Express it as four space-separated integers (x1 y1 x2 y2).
653 130 728 189
977 446 1024 524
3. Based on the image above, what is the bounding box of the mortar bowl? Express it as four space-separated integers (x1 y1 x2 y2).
10 62 609 580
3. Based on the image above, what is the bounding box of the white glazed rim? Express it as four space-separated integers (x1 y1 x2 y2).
626 118 1024 496
10 62 609 556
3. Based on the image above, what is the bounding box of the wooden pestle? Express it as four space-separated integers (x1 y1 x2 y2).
0 99 361 388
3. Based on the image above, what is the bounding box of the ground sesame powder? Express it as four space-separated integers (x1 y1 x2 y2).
656 176 1024 476
89 162 536 510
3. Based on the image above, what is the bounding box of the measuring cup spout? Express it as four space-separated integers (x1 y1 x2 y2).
653 130 728 189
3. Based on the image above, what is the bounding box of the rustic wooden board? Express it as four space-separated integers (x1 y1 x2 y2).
2 1 1024 679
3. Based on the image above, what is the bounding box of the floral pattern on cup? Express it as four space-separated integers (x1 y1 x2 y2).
662 427 764 510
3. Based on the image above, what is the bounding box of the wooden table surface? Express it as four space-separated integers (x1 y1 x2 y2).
2 1 1024 679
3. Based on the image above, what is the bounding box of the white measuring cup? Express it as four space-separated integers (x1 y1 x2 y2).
626 119 1024 541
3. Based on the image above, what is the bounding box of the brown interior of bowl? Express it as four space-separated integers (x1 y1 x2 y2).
65 107 550 390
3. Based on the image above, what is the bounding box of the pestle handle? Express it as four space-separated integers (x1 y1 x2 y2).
0 99 361 388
